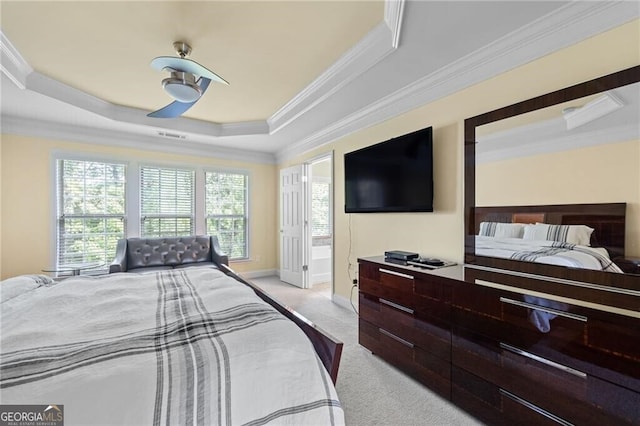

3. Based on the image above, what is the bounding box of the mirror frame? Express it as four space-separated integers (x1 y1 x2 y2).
464 65 640 291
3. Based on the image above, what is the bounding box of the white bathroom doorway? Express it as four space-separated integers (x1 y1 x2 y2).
307 153 333 299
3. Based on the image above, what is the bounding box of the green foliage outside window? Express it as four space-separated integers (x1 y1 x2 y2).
205 172 248 259
56 161 249 268
312 181 331 237
57 160 126 267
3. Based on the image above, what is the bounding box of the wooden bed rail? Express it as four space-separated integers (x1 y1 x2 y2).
219 264 344 384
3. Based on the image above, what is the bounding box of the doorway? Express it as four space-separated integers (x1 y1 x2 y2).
308 154 333 299
279 153 334 296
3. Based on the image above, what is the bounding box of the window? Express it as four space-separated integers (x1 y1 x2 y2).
205 171 248 259
54 159 251 267
140 166 195 237
312 180 331 237
56 159 126 268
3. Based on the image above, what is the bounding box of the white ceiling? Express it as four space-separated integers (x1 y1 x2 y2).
1 1 638 163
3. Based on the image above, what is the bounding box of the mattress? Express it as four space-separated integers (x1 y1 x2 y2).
0 267 344 425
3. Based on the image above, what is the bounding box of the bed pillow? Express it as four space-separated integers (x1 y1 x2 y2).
523 223 594 246
478 222 498 237
0 274 55 303
479 222 525 238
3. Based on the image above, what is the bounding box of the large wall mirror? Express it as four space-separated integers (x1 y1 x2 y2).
465 66 640 291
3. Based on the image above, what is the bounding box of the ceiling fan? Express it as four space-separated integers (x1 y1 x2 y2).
148 41 229 118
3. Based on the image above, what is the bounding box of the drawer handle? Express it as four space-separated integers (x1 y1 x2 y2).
380 298 414 315
379 268 414 280
499 343 586 378
379 328 414 348
499 389 574 426
499 297 587 322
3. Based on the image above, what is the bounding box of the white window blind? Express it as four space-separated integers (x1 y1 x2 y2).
140 166 194 237
56 159 126 269
312 181 331 237
205 171 248 259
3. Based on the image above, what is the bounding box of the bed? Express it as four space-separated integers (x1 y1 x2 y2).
474 203 626 273
0 257 344 424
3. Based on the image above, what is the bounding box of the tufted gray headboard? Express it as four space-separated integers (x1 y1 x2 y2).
109 235 229 273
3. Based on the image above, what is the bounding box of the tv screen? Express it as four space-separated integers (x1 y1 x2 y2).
344 126 433 213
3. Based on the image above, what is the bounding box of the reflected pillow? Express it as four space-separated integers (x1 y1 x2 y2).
479 222 525 238
523 223 594 246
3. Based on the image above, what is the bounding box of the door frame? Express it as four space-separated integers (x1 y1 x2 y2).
305 151 334 297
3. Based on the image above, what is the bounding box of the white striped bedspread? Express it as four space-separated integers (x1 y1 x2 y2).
0 267 344 425
475 236 623 273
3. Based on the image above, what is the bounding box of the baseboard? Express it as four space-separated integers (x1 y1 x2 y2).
332 293 358 312
312 272 331 284
238 269 278 279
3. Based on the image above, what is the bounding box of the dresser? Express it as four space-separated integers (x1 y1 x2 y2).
358 256 640 425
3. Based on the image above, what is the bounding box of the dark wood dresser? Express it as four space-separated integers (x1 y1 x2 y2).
358 256 640 425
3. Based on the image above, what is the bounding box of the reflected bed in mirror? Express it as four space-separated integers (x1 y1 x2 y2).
465 66 640 291
474 203 625 273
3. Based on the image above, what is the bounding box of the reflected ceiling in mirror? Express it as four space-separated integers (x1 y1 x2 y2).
476 83 638 165
464 66 640 289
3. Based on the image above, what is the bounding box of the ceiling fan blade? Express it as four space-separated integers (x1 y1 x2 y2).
150 57 229 85
147 77 211 118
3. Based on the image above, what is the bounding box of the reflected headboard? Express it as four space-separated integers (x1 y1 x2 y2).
474 203 626 258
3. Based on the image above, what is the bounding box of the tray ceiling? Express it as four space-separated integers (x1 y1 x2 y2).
1 1 383 123
1 1 637 162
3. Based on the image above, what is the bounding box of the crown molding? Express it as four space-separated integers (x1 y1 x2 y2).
384 0 405 49
0 31 33 89
476 122 638 164
563 92 624 130
275 1 638 163
267 0 405 135
267 22 397 135
22 71 270 138
1 115 276 164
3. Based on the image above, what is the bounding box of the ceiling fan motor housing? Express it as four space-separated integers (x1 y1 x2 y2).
162 71 202 103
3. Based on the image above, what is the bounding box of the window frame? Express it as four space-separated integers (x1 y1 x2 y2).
204 167 250 261
139 164 196 238
51 153 252 271
52 154 128 273
311 176 332 239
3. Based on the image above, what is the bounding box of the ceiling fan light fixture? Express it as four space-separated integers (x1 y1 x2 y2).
162 71 202 103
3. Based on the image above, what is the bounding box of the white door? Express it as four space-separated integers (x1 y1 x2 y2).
280 165 308 288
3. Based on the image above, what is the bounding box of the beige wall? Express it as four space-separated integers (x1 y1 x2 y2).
477 140 640 256
312 157 331 179
1 20 638 292
0 134 277 279
280 20 639 301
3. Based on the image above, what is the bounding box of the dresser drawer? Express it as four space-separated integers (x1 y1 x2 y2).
359 318 451 397
453 280 640 387
359 262 416 307
464 266 640 316
413 274 452 320
452 366 573 426
452 326 640 424
359 293 450 360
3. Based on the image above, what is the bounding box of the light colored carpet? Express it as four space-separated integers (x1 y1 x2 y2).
249 276 483 426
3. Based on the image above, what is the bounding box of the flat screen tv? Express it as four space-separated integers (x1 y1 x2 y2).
344 126 433 213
